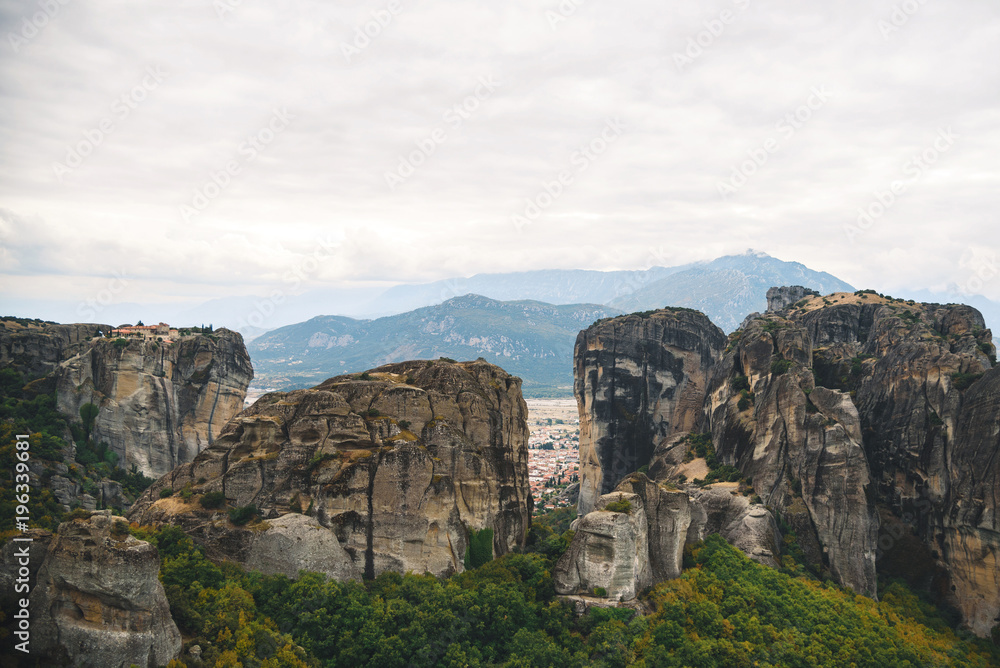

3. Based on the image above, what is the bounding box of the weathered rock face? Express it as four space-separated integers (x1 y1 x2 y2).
569 289 999 634
704 315 880 597
555 473 692 600
554 491 650 601
687 486 780 569
129 359 531 581
55 329 253 477
575 309 726 515
741 290 998 634
244 514 362 581
612 473 691 581
28 511 181 668
0 319 112 379
945 366 1000 636
766 286 818 313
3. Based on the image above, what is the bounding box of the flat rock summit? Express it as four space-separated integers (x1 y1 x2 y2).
129 358 532 581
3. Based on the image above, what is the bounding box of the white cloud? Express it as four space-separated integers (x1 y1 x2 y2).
1 0 998 316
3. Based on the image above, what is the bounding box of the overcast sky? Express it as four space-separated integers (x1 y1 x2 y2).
1 0 998 321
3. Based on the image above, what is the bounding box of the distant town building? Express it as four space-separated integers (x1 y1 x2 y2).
111 322 179 340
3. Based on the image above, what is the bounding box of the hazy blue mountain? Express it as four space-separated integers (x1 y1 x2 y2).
608 251 855 331
248 295 621 397
365 250 853 332
368 267 687 315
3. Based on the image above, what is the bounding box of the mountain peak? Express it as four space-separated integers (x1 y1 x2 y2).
439 294 497 308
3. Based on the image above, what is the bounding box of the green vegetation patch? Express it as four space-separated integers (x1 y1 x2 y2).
603 495 633 514
951 372 984 391
770 358 794 375
228 504 259 526
464 527 495 570
199 490 227 509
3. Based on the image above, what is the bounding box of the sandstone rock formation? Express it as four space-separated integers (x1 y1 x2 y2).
55 329 253 477
554 490 650 601
766 285 818 312
946 365 1000 636
129 359 531 581
687 486 780 569
612 473 692 581
555 473 774 600
575 309 726 515
783 290 998 635
704 315 880 596
244 514 362 581
28 511 181 668
570 290 1000 636
0 319 111 379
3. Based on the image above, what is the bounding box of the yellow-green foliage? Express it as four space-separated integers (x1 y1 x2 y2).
639 535 998 667
134 522 998 668
603 495 633 514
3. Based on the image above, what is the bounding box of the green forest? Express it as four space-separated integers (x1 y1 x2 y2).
118 522 998 668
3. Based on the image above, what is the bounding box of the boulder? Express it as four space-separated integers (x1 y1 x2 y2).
688 486 780 568
245 514 362 581
554 492 650 601
29 511 181 667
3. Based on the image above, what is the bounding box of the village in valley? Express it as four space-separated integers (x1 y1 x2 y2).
525 398 579 514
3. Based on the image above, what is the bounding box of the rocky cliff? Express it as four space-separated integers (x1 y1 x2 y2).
0 318 112 379
767 288 998 635
55 329 253 478
571 288 999 636
704 312 880 596
554 489 651 601
23 511 181 667
129 359 531 581
574 309 726 515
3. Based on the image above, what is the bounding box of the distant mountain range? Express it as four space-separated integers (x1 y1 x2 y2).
367 250 853 331
9 250 997 396
248 251 860 396
606 251 853 331
248 296 620 396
